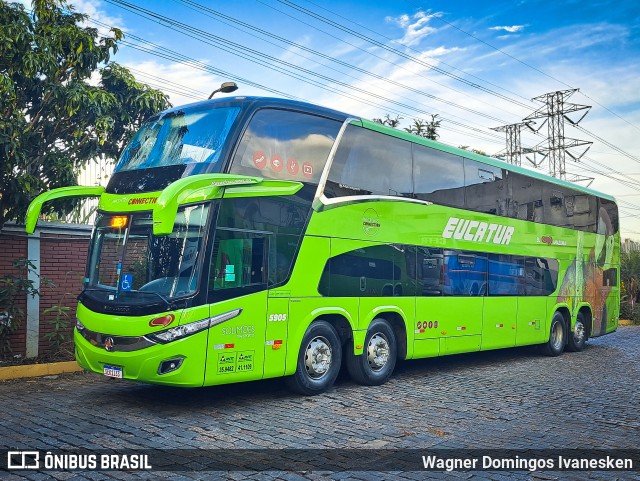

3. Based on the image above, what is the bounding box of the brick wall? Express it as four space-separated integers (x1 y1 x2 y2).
0 223 91 359
0 231 28 356
39 233 90 356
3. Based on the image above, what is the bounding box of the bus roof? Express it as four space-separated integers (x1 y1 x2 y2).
156 96 615 203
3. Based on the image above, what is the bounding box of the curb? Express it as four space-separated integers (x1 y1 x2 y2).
0 361 83 381
619 319 635 326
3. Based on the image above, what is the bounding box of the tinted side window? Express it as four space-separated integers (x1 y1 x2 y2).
318 244 414 297
599 198 619 234
543 185 574 230
464 159 507 216
488 254 524 296
230 109 341 184
413 145 464 208
416 247 444 296
209 229 268 302
215 191 313 287
324 125 412 198
442 250 487 296
568 194 597 232
509 172 544 222
524 257 558 296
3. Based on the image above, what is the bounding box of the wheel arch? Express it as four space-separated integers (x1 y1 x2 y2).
362 308 408 361
549 304 571 335
575 304 593 339
285 307 355 376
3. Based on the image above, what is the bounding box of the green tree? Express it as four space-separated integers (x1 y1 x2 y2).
404 114 441 141
372 114 403 128
373 113 441 140
621 248 640 320
0 0 170 228
459 145 488 156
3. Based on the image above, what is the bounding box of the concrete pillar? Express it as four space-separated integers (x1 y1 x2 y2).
26 230 40 358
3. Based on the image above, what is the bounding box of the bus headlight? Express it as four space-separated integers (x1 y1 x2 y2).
146 318 211 344
76 319 86 331
144 309 242 344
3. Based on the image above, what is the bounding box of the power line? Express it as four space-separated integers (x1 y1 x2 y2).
253 0 526 120
177 0 512 128
106 0 507 144
276 0 533 110
288 0 534 106
405 0 640 134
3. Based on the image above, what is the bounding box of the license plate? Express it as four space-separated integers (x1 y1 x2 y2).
103 365 123 378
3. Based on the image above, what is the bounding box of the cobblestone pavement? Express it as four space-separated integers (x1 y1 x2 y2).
1 326 639 481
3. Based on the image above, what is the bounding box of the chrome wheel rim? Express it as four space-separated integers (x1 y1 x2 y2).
551 320 564 351
574 319 586 344
367 333 390 372
304 336 332 379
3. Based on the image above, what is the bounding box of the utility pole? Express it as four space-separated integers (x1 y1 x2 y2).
491 121 535 166
524 89 592 180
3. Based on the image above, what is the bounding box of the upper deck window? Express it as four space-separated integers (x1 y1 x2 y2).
229 109 341 184
324 125 412 198
114 106 240 172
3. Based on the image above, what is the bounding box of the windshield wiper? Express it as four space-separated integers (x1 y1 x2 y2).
78 287 176 310
143 291 177 311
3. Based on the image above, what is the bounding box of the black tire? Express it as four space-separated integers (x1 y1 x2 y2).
346 318 397 386
566 311 588 352
540 311 566 357
286 321 342 396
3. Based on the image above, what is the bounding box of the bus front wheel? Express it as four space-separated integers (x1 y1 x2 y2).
541 311 566 357
287 321 342 395
346 318 397 386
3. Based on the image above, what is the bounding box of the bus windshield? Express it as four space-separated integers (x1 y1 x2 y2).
114 106 240 172
86 204 210 304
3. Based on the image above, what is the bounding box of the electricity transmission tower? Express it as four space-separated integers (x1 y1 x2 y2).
523 89 592 180
490 121 535 166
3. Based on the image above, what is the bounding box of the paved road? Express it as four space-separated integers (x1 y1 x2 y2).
1 326 639 480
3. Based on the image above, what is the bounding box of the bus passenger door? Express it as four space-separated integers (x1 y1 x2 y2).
204 229 270 385
263 296 289 378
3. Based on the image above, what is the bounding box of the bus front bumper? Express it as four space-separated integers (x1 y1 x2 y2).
74 328 207 387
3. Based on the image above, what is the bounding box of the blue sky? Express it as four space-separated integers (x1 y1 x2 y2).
20 0 640 239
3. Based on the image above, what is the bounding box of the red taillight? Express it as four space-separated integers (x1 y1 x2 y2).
149 314 175 327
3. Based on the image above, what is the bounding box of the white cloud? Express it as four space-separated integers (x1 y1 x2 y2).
69 0 126 34
121 60 223 107
489 25 527 33
385 10 441 47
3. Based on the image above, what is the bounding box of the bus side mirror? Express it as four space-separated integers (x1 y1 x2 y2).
25 186 105 234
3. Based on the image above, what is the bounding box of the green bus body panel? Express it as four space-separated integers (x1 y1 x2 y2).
25 185 105 234
151 175 302 234
75 303 210 387
205 293 268 386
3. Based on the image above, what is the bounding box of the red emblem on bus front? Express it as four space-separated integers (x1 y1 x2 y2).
253 151 267 169
287 158 299 175
541 236 553 245
271 155 283 173
302 162 313 178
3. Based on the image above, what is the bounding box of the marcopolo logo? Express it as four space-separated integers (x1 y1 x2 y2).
442 217 515 245
362 208 381 236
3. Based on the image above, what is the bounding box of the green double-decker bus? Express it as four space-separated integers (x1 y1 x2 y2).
26 97 620 395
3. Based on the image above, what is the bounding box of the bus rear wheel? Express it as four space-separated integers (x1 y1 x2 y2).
541 311 566 357
287 320 342 395
346 318 397 386
566 311 587 352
